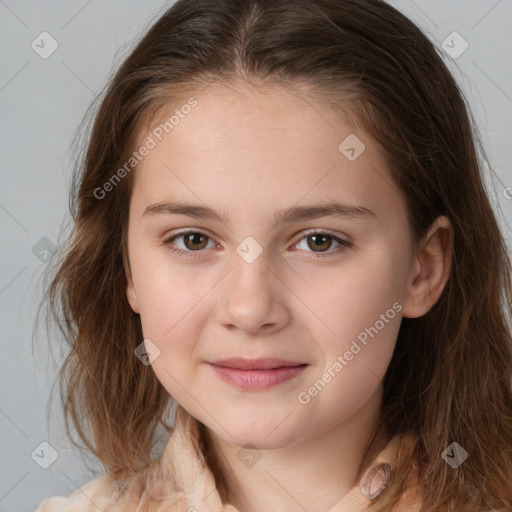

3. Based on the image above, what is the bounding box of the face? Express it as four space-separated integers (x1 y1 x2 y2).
125 81 418 450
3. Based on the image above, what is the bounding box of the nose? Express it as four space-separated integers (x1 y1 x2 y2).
215 246 291 335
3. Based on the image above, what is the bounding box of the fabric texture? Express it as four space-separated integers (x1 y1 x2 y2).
35 405 422 512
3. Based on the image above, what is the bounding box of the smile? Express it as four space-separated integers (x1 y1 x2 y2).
208 363 308 390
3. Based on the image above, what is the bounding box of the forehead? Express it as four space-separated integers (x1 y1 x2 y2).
130 81 403 225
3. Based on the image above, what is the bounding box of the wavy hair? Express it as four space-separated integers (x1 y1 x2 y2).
40 0 512 510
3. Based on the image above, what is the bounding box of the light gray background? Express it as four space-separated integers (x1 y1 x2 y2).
1 1 511 510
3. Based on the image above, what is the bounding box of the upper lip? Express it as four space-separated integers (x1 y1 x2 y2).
209 357 306 370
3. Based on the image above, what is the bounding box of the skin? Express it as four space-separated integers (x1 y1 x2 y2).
125 80 453 512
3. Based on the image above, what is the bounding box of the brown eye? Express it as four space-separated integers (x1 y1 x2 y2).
164 229 352 260
306 234 335 252
182 232 209 250
163 230 216 257
294 231 352 257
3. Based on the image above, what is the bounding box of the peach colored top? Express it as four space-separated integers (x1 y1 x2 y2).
35 406 423 512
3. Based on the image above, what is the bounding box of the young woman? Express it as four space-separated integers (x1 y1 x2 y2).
36 0 512 510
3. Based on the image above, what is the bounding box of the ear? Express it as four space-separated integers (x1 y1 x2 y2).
402 215 454 318
125 269 141 314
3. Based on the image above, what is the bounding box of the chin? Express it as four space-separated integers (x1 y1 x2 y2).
208 413 305 450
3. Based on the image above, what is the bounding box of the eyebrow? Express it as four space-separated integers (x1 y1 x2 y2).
142 199 376 226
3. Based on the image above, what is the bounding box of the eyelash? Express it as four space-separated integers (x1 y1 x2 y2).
162 229 353 260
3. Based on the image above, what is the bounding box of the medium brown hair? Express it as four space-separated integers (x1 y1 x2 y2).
41 0 512 510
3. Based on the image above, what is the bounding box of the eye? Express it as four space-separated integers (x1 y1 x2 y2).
292 230 353 257
163 229 218 259
163 229 353 259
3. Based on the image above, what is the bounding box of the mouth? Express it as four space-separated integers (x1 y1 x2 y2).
210 357 306 370
208 358 308 390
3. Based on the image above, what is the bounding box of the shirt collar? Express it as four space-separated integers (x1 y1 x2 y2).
159 404 416 512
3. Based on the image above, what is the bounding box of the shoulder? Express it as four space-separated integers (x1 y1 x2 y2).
34 474 119 512
33 465 179 512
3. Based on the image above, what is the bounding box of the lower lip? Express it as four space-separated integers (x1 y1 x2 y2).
209 364 307 390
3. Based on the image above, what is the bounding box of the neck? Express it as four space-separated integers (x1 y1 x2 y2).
202 385 388 512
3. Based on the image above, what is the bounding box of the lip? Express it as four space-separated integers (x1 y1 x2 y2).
210 357 305 370
208 358 308 390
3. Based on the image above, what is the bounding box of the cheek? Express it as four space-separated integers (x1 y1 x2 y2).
131 256 214 373
136 263 209 401
298 252 403 345
131 248 207 335
296 252 402 404
299 298 400 425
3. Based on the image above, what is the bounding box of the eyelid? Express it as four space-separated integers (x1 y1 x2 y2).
160 228 208 251
298 227 352 242
162 227 353 258
291 229 353 257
